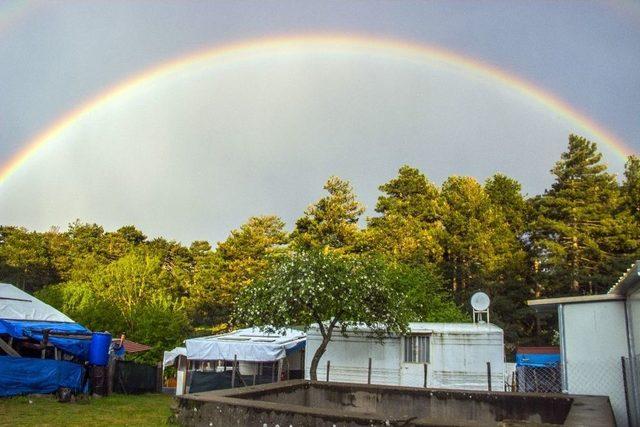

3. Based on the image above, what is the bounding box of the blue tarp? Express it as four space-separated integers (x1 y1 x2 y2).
516 352 561 368
0 319 91 359
285 339 305 355
0 356 86 397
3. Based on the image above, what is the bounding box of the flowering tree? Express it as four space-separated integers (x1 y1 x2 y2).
234 250 410 380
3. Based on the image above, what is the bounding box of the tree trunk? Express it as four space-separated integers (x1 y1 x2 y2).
309 321 337 381
309 335 331 381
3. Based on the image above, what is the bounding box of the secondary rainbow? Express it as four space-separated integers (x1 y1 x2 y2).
0 34 633 184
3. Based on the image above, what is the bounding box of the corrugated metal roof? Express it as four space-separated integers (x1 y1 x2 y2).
118 339 151 353
516 346 559 354
607 260 640 296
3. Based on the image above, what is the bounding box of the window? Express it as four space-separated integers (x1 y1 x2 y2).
404 335 430 363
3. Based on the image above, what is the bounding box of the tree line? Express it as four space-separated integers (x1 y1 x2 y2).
1 134 638 361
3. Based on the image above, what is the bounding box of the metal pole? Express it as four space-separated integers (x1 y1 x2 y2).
487 362 492 391
326 360 330 382
231 355 237 388
423 364 428 388
621 356 633 427
367 358 372 384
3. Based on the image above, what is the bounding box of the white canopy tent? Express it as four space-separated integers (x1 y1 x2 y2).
185 327 306 362
0 283 73 322
169 327 306 395
163 346 187 368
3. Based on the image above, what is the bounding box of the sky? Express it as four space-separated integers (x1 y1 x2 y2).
0 0 639 244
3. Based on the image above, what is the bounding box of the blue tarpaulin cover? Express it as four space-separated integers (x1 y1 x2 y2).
0 319 91 359
515 352 560 368
0 356 85 397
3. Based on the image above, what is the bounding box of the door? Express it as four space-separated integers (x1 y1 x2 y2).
400 335 430 387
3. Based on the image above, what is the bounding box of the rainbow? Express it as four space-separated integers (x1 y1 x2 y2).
0 0 33 36
0 34 633 184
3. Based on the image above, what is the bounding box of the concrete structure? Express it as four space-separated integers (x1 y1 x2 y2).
528 260 640 427
305 322 505 390
176 380 615 426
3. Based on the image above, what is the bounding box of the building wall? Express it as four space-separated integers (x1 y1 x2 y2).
561 301 629 427
627 286 640 425
305 331 402 385
628 287 640 360
428 330 504 390
305 328 504 390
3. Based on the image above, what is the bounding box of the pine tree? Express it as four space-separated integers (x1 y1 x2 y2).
366 166 443 265
292 176 365 251
622 156 640 221
439 176 517 304
531 135 626 295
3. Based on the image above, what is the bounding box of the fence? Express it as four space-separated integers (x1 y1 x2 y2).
186 358 304 394
512 365 562 393
113 360 161 394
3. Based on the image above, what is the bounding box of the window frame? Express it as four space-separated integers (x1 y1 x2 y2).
403 334 430 364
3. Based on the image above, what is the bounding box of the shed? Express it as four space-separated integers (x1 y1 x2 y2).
175 327 306 395
527 260 640 427
305 322 505 391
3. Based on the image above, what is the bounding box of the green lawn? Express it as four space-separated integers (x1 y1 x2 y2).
0 393 175 427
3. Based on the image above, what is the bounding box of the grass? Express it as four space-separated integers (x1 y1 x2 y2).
0 393 175 427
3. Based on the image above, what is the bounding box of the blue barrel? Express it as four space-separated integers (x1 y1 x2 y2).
89 332 112 366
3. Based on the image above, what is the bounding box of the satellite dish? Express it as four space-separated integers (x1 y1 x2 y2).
471 292 490 311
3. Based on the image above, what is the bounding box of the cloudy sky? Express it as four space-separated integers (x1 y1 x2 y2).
0 0 639 244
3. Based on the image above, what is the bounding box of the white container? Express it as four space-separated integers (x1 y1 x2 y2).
305 322 505 391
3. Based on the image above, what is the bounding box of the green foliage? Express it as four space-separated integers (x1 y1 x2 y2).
531 134 634 295
234 250 411 379
623 155 640 221
0 226 56 292
440 176 520 300
485 173 529 235
4 133 640 357
292 176 365 251
383 263 467 322
37 251 191 362
210 215 288 323
366 166 444 265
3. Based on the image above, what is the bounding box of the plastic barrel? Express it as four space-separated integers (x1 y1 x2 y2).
89 332 112 366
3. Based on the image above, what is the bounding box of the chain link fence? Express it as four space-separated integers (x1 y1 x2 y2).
512 365 562 393
506 358 634 427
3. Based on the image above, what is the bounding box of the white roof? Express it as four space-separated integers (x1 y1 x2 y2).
407 322 503 334
185 327 306 362
308 322 502 335
163 347 187 367
0 283 74 323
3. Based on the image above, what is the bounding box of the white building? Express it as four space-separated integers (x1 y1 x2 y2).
305 322 505 391
528 261 640 427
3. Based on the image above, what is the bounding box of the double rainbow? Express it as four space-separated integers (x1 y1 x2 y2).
0 34 633 184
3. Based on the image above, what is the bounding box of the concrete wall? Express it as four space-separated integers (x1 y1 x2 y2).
176 380 615 426
561 300 629 427
305 328 504 390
